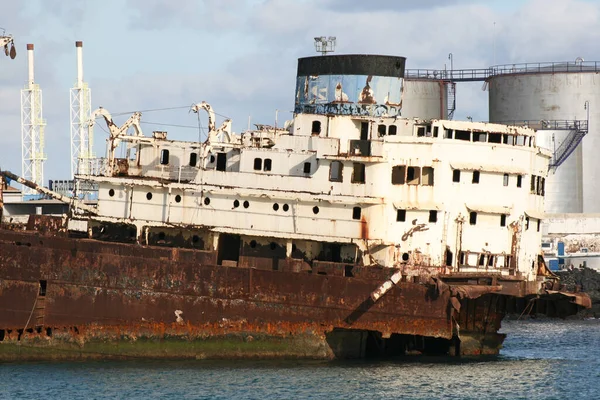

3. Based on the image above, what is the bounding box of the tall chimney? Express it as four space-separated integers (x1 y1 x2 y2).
27 44 34 86
76 41 83 87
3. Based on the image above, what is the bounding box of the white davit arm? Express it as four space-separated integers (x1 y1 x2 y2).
1 32 16 59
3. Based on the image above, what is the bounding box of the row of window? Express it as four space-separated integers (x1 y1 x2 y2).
452 170 524 188
530 175 546 196
391 166 434 186
329 161 366 183
459 252 514 269
396 209 540 230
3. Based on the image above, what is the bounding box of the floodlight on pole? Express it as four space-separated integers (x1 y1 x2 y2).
314 36 336 56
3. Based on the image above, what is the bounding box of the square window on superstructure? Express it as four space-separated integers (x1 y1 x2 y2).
407 166 420 185
429 210 437 223
303 162 311 174
452 169 461 183
352 207 362 220
503 173 509 186
253 158 262 171
216 153 227 171
264 158 272 172
388 125 397 135
474 132 487 142
312 120 321 135
352 163 366 184
444 129 453 139
530 175 536 193
455 130 470 141
517 175 522 188
189 152 198 167
378 124 386 136
500 214 507 227
433 126 439 138
422 167 434 186
329 161 343 182
469 211 477 225
160 149 170 165
397 209 406 222
391 165 406 185
472 170 480 184
416 126 426 137
489 133 502 143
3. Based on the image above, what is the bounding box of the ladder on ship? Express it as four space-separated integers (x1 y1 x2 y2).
447 82 456 120
492 119 588 170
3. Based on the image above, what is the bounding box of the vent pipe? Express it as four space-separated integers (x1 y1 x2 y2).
27 43 34 86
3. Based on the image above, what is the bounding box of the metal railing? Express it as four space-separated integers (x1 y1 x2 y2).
494 120 588 131
406 61 600 82
405 68 491 82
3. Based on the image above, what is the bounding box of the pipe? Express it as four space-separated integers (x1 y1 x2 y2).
0 170 98 215
76 41 83 87
27 43 34 86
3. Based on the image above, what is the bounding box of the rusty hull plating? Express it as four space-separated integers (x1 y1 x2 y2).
0 218 589 360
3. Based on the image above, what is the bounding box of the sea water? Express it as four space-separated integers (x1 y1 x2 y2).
1 319 599 399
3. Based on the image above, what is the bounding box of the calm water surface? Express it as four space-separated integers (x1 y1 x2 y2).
1 319 599 399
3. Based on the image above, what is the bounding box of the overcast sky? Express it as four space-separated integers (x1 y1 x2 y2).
1 0 599 181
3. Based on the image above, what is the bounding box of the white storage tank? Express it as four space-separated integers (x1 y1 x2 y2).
488 62 600 213
402 78 450 120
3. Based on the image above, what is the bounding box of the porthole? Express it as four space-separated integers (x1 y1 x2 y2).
273 203 279 211
283 204 289 212
108 189 115 197
146 192 153 200
204 197 211 206
402 253 409 262
233 200 240 208
313 206 319 214
243 201 250 209
175 195 182 203
250 240 257 248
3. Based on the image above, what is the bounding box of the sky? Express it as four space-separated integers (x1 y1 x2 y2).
1 0 600 181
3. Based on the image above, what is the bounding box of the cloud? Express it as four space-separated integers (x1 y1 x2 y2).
2 0 600 181
323 0 481 13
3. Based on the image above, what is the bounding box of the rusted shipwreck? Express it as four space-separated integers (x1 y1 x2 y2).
0 54 590 360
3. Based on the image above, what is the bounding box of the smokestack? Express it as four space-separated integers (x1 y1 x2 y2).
27 44 34 86
76 41 83 87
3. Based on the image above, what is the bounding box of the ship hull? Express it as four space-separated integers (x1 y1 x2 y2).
0 228 583 360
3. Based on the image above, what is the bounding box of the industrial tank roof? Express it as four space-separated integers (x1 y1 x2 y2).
297 54 406 78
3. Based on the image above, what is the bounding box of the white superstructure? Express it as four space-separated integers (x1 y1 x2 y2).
76 106 549 282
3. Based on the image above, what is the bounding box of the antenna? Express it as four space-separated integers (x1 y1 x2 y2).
21 43 47 199
70 41 93 178
314 36 336 56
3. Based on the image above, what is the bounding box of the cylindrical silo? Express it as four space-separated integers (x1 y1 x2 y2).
401 78 449 120
488 63 600 213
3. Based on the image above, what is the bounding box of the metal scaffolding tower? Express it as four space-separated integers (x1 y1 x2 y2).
21 43 46 198
70 41 93 177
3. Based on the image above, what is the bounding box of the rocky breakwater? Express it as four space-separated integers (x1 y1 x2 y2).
556 267 600 318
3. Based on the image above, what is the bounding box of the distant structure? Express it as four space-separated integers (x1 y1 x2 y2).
20 43 46 198
488 61 593 213
314 36 336 55
70 41 93 177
